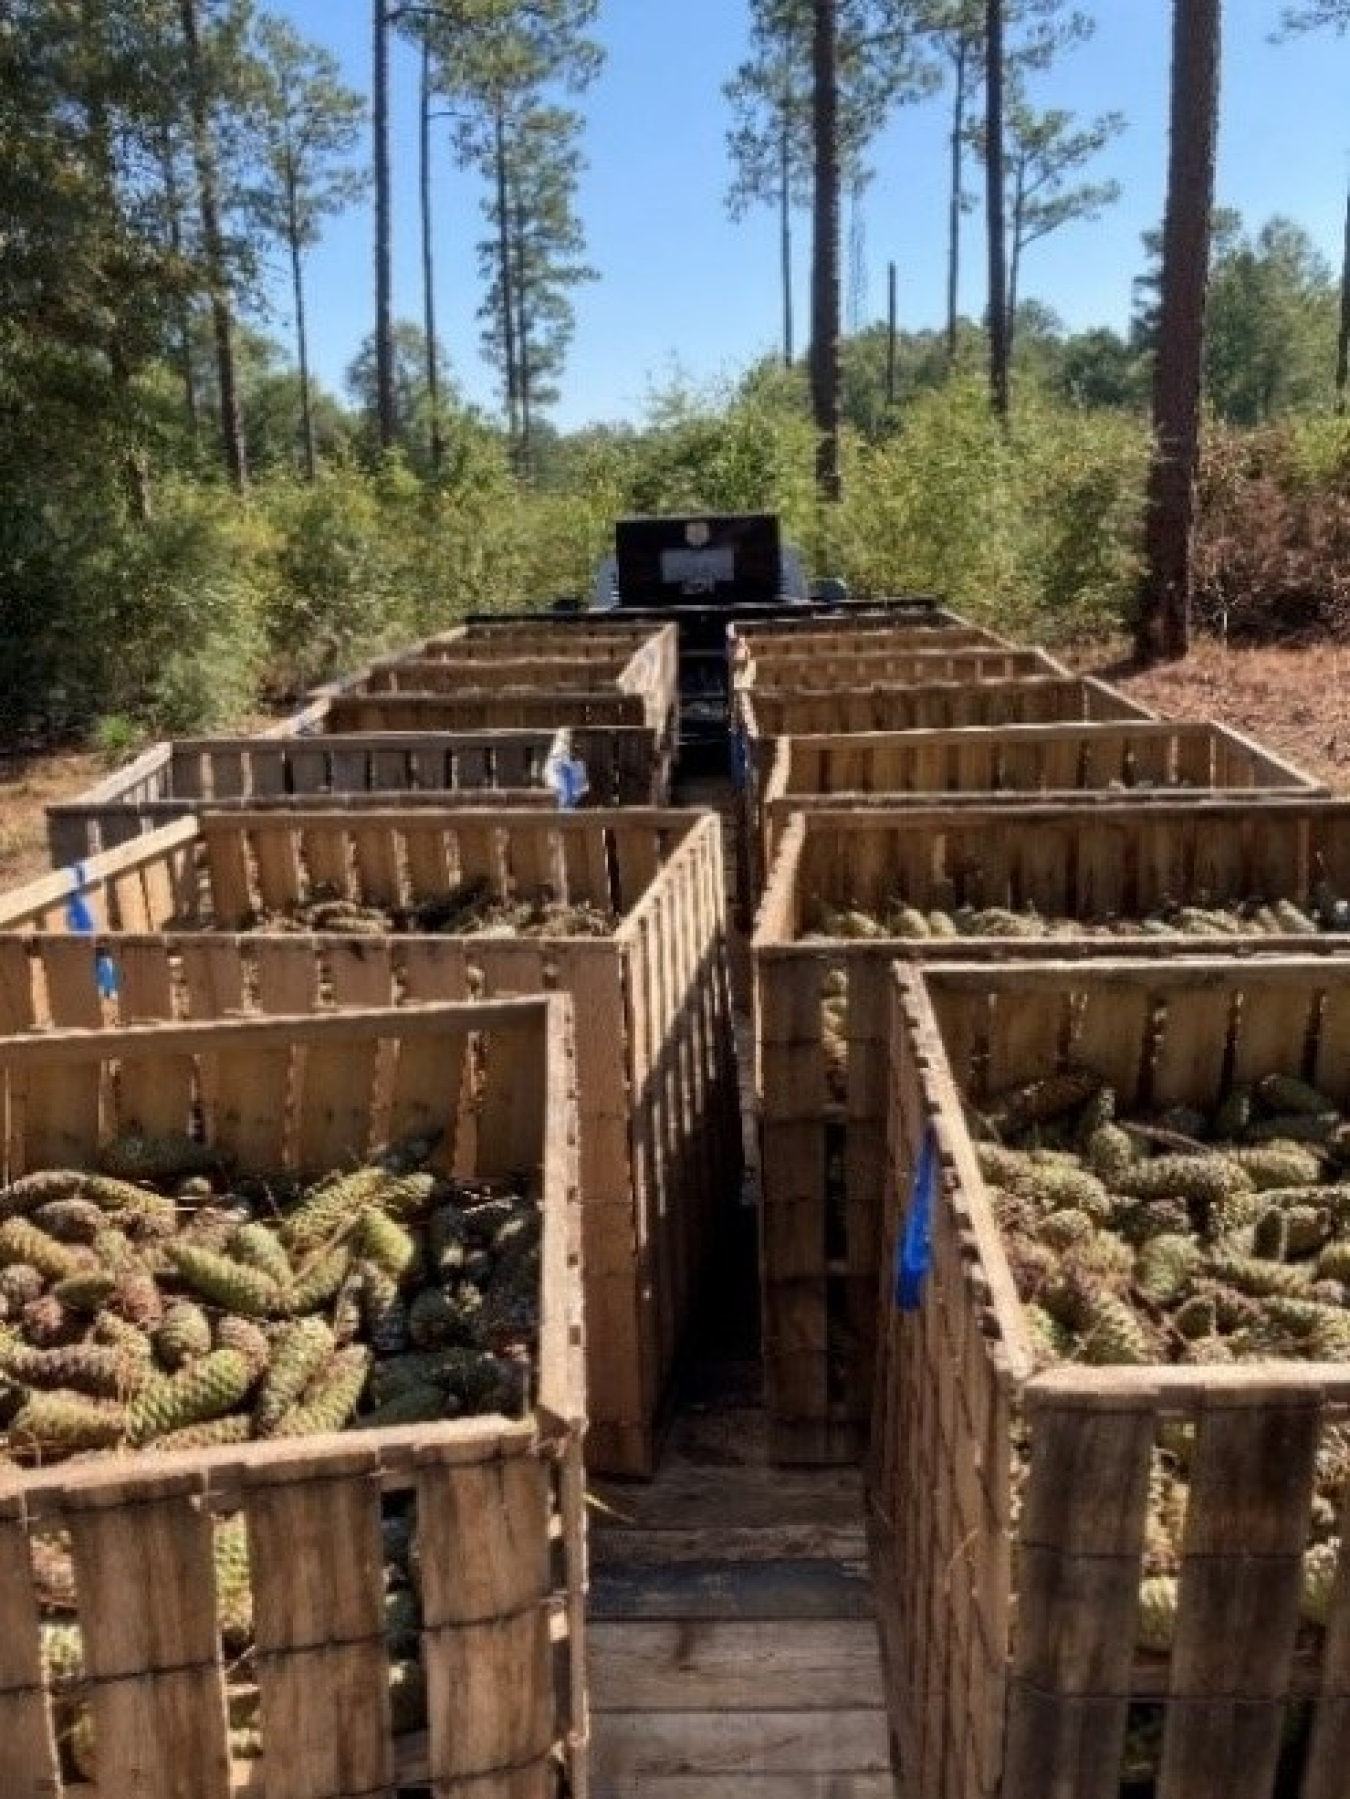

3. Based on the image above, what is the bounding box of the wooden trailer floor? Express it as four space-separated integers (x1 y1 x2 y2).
587 1362 897 1799
586 769 899 1799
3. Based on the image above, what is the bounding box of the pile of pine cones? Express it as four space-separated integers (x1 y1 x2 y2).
0 1132 542 1778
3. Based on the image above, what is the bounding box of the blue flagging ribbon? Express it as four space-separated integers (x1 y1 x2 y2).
553 756 588 810
895 1123 938 1311
63 863 119 996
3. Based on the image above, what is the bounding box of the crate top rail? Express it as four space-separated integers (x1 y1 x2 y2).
737 644 1065 691
45 726 669 862
755 795 1350 948
1 806 711 935
737 673 1154 743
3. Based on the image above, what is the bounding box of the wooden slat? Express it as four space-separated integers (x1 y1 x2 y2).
417 1450 555 1787
592 1708 892 1782
0 1497 61 1795
247 1454 396 1799
590 1619 886 1711
1157 1389 1320 1799
67 1475 232 1799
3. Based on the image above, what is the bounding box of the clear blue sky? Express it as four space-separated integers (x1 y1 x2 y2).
273 1 1350 430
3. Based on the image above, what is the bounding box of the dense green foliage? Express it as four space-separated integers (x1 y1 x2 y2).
13 349 1350 746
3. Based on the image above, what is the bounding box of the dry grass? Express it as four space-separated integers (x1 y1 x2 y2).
1075 636 1350 795
0 750 106 887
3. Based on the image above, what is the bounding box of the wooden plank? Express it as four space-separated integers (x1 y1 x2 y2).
589 1558 875 1623
67 1477 232 1799
0 1500 61 1795
590 1619 886 1712
247 1456 396 1799
591 1708 892 1781
589 1777 897 1799
1156 1389 1320 1799
417 1451 555 1785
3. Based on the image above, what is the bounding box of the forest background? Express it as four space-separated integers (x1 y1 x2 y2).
5 0 1350 747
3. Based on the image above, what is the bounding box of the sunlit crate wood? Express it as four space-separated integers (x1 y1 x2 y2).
286 688 670 745
0 997 587 1799
874 955 1350 1799
725 599 970 657
729 622 1007 664
752 798 1350 1463
46 725 669 863
0 807 739 1477
737 644 1065 693
746 718 1326 915
316 623 679 744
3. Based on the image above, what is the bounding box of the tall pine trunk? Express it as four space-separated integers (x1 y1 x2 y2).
158 122 198 447
945 36 968 364
810 0 842 501
1136 0 1222 664
420 34 444 473
373 0 397 450
283 146 317 482
780 62 795 367
984 0 1009 421
494 101 521 455
180 0 247 492
1337 177 1350 415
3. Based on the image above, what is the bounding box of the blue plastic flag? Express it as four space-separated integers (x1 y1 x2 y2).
545 748 589 810
95 951 120 998
64 862 95 935
895 1123 938 1311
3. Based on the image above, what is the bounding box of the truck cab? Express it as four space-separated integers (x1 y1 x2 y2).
585 512 819 765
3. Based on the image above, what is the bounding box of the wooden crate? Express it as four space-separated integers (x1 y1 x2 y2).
873 955 1350 1799
731 627 1009 680
753 798 1350 1463
738 645 1065 692
725 600 970 655
0 997 587 1799
47 726 669 862
749 719 1325 913
308 690 665 740
0 807 740 1477
317 624 679 743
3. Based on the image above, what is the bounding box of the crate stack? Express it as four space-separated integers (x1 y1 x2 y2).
737 609 1350 1797
22 615 740 1485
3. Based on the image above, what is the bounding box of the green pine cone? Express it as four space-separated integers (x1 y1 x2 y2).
214 1315 272 1380
1134 1233 1201 1305
9 1391 127 1456
1115 1155 1255 1209
1302 1540 1341 1628
166 1243 284 1318
149 1412 253 1453
1078 1291 1154 1366
0 1218 88 1283
51 1271 121 1315
228 1222 293 1288
1256 1073 1336 1117
97 1135 221 1183
0 1342 147 1400
280 1168 389 1254
0 1171 85 1218
281 1245 353 1316
33 1198 107 1244
126 1348 254 1445
274 1344 371 1437
255 1317 335 1435
155 1301 214 1369
358 1208 420 1282
357 1382 448 1429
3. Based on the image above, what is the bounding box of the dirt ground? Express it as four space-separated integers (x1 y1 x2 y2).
1078 637 1350 794
0 748 107 888
1 636 1346 894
